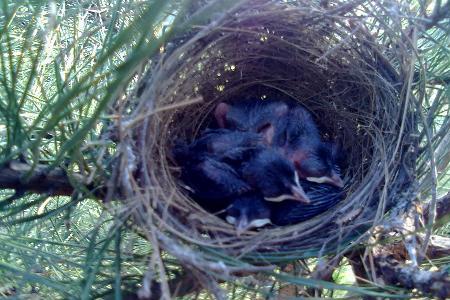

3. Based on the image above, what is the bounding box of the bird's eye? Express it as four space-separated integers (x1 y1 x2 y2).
226 216 236 224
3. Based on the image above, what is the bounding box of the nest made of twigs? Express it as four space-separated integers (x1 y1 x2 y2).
117 0 422 269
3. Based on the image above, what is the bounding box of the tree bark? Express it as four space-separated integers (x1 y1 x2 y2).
0 161 105 198
374 253 450 299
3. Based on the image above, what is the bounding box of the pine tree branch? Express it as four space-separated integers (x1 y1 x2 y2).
347 236 450 300
346 193 450 299
0 161 75 196
375 254 450 299
0 161 104 198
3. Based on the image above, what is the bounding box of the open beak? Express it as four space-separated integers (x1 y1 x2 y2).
306 172 344 188
236 215 250 236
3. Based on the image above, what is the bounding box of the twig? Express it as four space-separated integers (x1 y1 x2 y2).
307 256 343 297
375 254 450 299
0 161 105 198
0 161 76 196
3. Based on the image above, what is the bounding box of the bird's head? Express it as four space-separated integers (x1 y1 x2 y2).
225 195 271 236
243 149 310 204
292 143 344 188
214 101 288 145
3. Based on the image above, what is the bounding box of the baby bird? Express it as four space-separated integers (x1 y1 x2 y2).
214 100 345 187
274 105 344 188
173 130 260 212
173 131 310 212
270 176 345 226
224 194 271 236
214 100 289 145
241 147 309 203
185 128 263 158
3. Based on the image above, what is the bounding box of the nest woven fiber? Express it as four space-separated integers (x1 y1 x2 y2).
119 0 423 269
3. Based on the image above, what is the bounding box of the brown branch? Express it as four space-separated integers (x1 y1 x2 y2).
346 231 450 299
347 235 450 300
0 161 104 198
375 254 450 299
0 161 75 196
345 191 450 299
373 234 450 261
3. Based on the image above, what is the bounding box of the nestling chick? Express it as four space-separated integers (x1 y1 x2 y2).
215 100 345 187
182 128 263 160
270 173 345 226
214 99 289 145
274 105 344 188
241 148 310 204
225 194 271 236
173 131 310 212
173 132 256 211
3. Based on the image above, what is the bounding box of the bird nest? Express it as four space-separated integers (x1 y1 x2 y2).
117 0 422 270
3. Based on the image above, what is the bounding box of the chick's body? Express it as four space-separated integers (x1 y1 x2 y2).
215 100 345 188
274 106 344 188
173 129 309 213
270 178 345 226
215 100 288 131
173 129 262 211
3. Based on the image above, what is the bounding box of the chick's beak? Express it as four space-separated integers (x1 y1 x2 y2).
263 173 311 203
292 172 310 204
306 171 344 188
330 172 344 188
290 184 311 204
236 215 250 236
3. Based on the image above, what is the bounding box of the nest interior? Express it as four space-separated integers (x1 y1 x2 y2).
125 1 418 261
